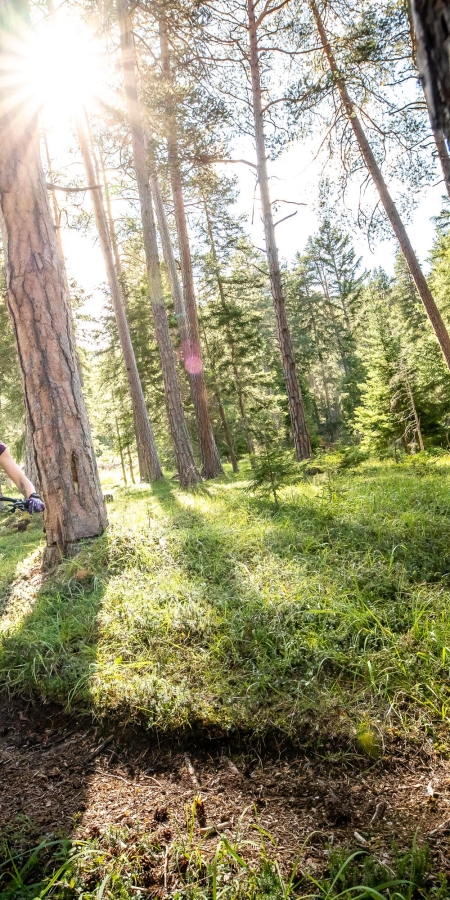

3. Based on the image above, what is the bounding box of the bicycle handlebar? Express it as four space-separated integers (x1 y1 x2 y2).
0 496 29 511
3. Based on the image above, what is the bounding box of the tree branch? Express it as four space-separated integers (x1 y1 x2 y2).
46 182 101 192
273 210 298 227
188 155 258 170
256 0 292 28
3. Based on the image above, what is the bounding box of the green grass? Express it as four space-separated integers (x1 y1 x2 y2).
0 514 43 599
2 455 450 739
1 827 447 899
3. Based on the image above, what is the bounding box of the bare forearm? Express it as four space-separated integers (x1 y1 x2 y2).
0 450 35 498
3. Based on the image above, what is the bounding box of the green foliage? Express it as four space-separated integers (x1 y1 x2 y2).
249 446 297 506
1 828 443 900
0 294 24 459
3 459 450 736
287 218 366 444
353 262 450 456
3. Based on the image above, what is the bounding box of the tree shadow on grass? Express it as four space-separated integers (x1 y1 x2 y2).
2 465 450 755
150 475 450 729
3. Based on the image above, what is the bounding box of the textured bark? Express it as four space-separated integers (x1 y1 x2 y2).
75 116 163 483
311 0 450 372
247 0 312 460
159 20 222 479
117 0 200 487
24 407 39 490
433 128 450 198
0 0 107 564
411 0 450 142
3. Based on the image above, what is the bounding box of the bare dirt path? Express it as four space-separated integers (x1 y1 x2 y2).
1 699 450 894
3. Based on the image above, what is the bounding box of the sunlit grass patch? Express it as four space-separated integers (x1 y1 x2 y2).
1 458 450 738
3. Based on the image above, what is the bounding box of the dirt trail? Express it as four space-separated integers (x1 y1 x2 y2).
1 700 450 892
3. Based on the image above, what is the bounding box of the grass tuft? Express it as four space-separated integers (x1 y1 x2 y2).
2 459 450 739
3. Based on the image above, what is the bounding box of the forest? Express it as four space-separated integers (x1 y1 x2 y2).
2 0 450 897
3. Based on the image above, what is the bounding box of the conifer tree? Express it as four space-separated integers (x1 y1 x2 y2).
116 0 201 487
308 0 450 372
0 0 107 563
75 115 163 483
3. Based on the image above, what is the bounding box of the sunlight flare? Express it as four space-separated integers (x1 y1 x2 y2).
24 19 103 119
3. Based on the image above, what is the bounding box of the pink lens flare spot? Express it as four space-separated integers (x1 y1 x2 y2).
185 354 203 375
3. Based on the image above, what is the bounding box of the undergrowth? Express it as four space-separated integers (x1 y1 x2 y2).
1 456 450 740
1 827 447 899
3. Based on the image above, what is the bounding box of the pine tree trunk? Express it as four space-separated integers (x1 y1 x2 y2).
44 133 85 384
0 2 107 566
433 128 450 199
115 416 128 485
402 368 425 452
148 163 223 478
75 116 163 483
117 0 200 487
159 19 222 479
201 324 239 472
247 0 311 460
127 444 136 484
99 149 123 278
24 407 39 491
310 0 450 372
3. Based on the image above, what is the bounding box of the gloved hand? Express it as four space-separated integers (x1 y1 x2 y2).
26 493 45 514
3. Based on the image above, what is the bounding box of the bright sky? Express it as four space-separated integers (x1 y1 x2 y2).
60 137 445 317
22 3 445 316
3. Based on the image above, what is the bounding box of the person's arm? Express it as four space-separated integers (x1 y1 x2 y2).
0 444 45 513
0 448 36 498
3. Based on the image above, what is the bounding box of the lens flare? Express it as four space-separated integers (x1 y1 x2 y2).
24 19 102 118
0 12 105 131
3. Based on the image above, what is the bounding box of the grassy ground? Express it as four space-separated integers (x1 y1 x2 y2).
1 828 442 900
1 454 450 745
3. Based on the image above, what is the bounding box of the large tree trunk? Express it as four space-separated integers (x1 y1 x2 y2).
0 0 107 566
116 0 200 487
433 128 450 199
247 0 312 460
75 116 163 483
405 0 450 199
310 0 450 372
410 0 450 142
159 19 223 479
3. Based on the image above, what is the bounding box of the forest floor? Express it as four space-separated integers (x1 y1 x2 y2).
1 455 450 897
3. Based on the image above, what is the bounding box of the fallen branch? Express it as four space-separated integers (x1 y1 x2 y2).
84 735 114 763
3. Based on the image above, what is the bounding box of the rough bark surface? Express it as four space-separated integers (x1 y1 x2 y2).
247 0 312 461
411 0 450 141
311 0 450 373
75 117 163 483
0 1 107 564
117 0 200 487
159 20 222 479
433 128 450 198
